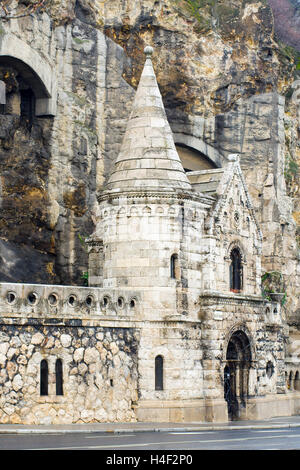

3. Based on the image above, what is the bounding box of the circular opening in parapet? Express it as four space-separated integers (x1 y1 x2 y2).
7 292 16 304
266 361 274 378
117 297 124 308
86 295 93 307
103 296 109 307
130 299 136 309
48 293 58 306
68 295 77 307
273 308 278 315
27 292 38 305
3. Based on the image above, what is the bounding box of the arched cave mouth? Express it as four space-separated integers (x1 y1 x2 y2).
175 143 218 172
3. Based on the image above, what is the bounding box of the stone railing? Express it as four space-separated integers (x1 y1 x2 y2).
0 282 140 319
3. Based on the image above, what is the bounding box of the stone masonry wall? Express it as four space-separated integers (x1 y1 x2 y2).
199 294 286 400
0 321 139 424
137 321 203 403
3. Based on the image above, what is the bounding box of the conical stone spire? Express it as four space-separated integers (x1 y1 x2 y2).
106 46 192 192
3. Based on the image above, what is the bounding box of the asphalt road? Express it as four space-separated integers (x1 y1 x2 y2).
1 426 300 451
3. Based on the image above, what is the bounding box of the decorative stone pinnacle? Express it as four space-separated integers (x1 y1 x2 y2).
144 45 153 57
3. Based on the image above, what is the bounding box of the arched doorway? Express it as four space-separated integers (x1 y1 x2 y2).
224 330 252 420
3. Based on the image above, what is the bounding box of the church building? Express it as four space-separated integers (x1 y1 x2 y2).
0 47 296 425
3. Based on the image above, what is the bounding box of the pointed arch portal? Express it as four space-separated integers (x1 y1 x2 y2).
224 330 252 420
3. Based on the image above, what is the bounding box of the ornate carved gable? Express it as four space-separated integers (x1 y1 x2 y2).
204 154 262 251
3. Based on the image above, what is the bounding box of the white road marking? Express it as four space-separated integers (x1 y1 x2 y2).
169 431 218 435
29 433 299 450
85 434 135 438
253 429 291 433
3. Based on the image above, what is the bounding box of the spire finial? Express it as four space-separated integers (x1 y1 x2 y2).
144 45 153 58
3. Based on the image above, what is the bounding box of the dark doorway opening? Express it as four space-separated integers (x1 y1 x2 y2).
225 330 251 420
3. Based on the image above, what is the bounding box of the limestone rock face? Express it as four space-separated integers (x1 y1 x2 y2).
0 0 298 323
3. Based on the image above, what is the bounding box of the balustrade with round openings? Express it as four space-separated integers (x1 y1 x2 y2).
48 293 58 307
117 297 124 309
102 296 109 310
85 295 94 307
27 292 38 305
6 291 16 304
68 295 77 307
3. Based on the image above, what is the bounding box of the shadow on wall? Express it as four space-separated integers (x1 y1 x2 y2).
0 239 57 284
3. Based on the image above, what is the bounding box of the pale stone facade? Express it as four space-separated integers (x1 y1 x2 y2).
0 44 298 425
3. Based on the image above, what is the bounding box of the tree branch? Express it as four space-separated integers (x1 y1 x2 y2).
0 0 50 20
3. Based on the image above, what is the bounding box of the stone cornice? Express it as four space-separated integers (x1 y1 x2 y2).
0 316 202 328
198 290 268 306
97 188 215 206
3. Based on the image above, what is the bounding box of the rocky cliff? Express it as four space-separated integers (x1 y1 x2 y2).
0 0 299 319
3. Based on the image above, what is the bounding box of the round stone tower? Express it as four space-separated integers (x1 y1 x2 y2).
87 47 207 319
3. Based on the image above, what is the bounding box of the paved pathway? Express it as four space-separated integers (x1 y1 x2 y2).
1 415 300 434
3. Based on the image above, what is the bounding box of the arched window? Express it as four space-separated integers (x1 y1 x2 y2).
55 359 63 396
155 355 164 391
40 359 48 396
288 371 293 390
170 254 179 280
295 371 300 391
266 361 274 378
230 248 243 293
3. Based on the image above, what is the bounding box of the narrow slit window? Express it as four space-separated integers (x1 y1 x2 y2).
170 253 179 279
55 359 63 396
230 248 243 293
40 359 48 396
155 355 164 391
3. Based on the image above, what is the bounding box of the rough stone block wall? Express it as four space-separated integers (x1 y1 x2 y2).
0 322 139 424
137 322 203 402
